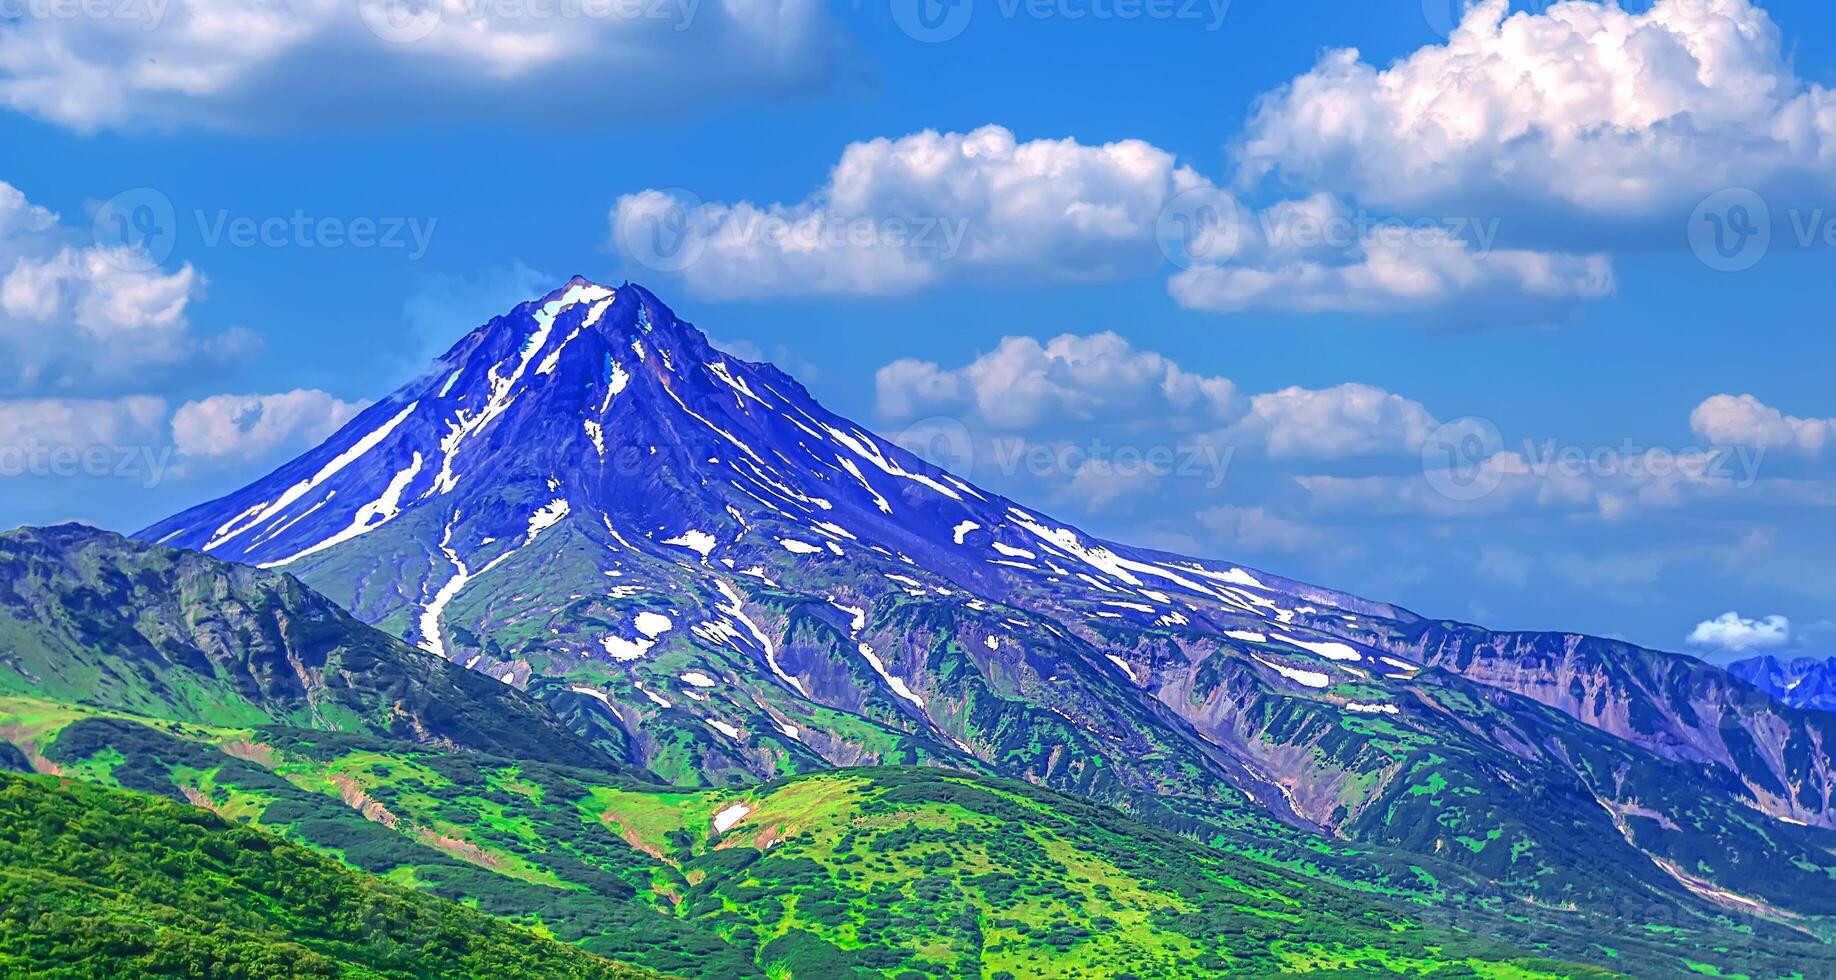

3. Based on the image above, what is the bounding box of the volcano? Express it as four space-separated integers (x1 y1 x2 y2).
142 278 1836 916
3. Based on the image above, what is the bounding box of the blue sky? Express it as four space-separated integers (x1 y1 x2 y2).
2 0 1834 660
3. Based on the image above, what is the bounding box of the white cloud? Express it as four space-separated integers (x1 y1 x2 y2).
877 332 1238 432
613 126 1209 298
1222 383 1441 459
1690 394 1830 456
0 396 167 452
878 333 1451 465
0 180 246 393
171 389 367 461
1236 0 1836 226
0 0 851 132
876 334 1451 517
614 126 1615 319
1168 195 1613 319
1688 611 1791 651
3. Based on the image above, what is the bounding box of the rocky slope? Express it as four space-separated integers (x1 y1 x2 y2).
1729 654 1836 712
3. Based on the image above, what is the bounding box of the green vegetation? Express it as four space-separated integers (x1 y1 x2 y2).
0 772 653 978
3 526 1832 977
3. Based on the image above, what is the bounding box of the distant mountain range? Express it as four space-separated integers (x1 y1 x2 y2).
132 279 1836 932
1729 654 1836 711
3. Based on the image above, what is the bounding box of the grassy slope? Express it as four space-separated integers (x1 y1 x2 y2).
10 695 1760 978
0 771 653 979
0 524 615 771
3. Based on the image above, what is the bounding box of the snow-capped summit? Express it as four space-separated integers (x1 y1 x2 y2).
142 275 1399 795
147 276 1377 651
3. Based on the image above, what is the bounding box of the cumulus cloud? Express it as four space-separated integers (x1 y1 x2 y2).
1690 394 1830 456
0 396 168 453
612 126 1606 318
1168 193 1613 320
1688 611 1791 651
1222 383 1441 459
0 181 248 393
875 332 1456 518
1236 0 1836 230
876 333 1446 461
877 331 1238 432
613 126 1210 298
0 0 851 132
171 390 367 461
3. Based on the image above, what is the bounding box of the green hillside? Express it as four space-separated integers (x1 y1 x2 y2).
0 771 654 979
0 695 1752 978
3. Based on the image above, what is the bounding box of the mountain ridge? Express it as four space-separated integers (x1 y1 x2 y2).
0 522 620 772
1729 653 1836 712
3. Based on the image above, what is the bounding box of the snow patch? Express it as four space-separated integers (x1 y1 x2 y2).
662 529 717 556
1273 634 1363 662
858 642 925 709
1250 654 1331 689
713 802 751 834
208 401 419 553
